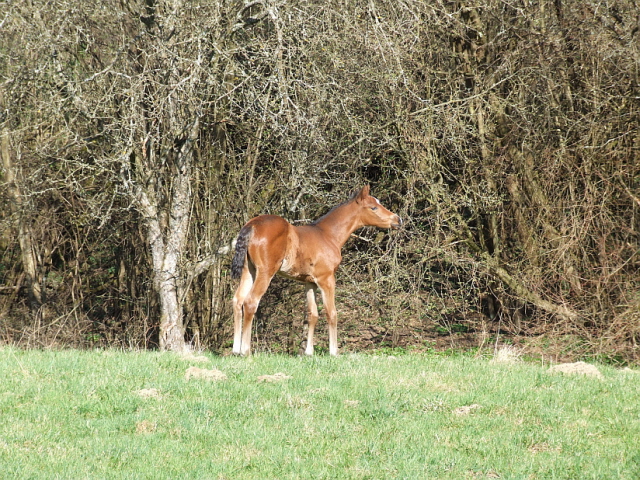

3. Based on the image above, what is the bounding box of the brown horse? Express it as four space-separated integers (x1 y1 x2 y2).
231 185 401 356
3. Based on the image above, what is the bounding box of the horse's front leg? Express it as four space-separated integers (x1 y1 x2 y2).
304 283 319 356
317 275 338 356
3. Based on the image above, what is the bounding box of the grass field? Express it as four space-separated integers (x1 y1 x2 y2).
1 347 639 479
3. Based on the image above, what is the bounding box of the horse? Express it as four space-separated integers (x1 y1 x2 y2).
230 185 402 356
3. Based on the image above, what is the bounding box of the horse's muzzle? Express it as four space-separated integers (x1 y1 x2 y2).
391 215 402 229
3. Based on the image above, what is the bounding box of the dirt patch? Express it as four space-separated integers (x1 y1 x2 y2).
181 353 210 363
136 388 161 399
454 404 481 416
185 366 227 381
547 361 603 378
135 420 157 434
257 372 292 383
529 442 561 454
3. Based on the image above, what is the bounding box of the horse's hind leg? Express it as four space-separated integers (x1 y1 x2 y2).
232 263 254 355
240 269 274 356
304 283 319 356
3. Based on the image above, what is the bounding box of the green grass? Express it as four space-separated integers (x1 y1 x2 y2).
1 348 639 479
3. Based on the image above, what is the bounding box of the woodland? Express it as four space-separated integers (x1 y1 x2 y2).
1 0 639 361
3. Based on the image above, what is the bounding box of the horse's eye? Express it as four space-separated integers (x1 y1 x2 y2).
371 207 378 211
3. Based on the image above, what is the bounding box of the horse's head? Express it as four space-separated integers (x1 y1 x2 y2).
355 186 402 230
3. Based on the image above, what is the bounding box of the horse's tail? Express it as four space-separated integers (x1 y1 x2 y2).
231 224 252 280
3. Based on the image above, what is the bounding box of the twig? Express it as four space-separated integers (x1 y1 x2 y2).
337 72 520 157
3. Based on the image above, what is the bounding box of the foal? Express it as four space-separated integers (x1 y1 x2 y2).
231 186 401 356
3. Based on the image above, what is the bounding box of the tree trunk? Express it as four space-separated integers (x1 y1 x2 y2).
1 130 42 313
134 118 200 352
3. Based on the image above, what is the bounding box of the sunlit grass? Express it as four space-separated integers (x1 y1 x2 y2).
1 347 638 479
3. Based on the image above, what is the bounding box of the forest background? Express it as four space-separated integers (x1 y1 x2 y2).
1 0 638 362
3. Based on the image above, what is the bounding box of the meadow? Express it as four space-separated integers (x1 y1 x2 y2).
1 347 639 479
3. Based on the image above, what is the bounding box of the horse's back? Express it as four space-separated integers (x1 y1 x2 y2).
244 215 292 272
246 215 291 236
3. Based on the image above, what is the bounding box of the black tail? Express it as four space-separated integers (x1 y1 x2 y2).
231 225 252 279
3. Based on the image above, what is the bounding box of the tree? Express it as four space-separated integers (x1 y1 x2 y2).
0 0 239 350
1 130 42 314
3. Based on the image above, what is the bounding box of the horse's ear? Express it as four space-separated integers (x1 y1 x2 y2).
355 185 370 203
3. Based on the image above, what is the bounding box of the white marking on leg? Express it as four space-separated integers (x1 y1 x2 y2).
305 284 318 356
232 265 254 355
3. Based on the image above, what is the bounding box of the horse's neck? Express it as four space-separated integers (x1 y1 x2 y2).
314 202 361 248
